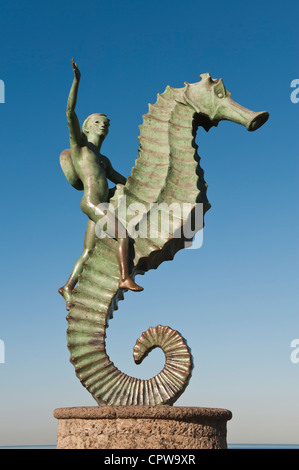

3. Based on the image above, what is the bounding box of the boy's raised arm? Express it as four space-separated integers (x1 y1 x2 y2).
66 59 82 147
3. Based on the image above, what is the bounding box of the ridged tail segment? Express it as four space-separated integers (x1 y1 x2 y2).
66 84 210 406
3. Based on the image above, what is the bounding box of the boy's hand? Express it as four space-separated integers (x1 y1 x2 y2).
72 58 81 82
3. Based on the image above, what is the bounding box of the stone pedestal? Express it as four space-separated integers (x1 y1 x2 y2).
53 406 232 449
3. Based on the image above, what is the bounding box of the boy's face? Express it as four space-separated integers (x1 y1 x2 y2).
87 114 110 138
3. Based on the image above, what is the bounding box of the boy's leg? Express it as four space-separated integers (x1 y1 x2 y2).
117 237 143 291
80 192 143 292
59 219 96 301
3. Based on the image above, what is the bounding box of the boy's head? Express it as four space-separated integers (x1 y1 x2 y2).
82 113 110 139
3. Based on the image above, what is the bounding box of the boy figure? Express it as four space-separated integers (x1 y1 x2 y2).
59 59 143 301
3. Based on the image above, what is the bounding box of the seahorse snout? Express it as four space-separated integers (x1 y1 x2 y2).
215 96 269 132
246 111 269 132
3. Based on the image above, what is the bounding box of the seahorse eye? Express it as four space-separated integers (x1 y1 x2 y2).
214 80 226 99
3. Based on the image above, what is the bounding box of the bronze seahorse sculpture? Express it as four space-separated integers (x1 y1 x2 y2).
59 64 269 406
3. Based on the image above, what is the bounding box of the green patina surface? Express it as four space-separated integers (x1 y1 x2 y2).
59 62 269 406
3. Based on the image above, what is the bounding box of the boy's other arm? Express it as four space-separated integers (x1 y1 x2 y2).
103 157 127 185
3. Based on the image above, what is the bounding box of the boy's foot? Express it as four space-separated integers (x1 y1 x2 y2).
118 278 144 292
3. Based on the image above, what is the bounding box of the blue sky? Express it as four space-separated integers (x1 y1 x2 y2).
0 0 298 446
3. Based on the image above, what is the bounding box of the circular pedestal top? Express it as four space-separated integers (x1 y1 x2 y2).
53 405 232 421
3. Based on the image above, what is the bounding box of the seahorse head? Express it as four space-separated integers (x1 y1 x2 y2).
183 73 269 132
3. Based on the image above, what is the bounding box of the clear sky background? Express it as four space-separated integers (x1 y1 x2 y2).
0 0 298 446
